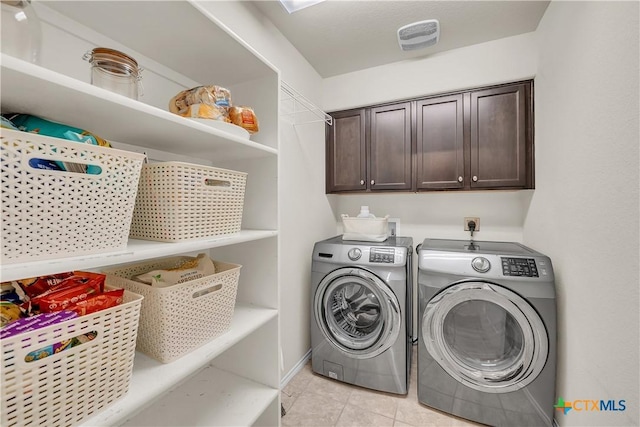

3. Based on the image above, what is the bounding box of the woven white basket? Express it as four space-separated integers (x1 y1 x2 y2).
1 129 145 264
0 287 143 427
103 256 242 363
129 161 247 242
341 214 390 242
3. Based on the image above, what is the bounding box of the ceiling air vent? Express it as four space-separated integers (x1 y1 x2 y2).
397 19 440 51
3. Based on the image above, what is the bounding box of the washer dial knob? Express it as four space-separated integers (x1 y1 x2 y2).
472 257 491 273
348 248 362 261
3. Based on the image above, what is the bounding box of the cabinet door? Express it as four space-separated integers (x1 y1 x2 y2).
326 109 367 193
369 102 412 191
415 94 464 190
470 83 531 189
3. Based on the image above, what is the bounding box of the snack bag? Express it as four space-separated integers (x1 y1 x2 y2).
5 113 111 147
0 301 24 328
0 311 78 339
12 272 75 299
70 289 125 316
32 272 105 313
229 106 259 134
136 253 216 287
169 85 232 122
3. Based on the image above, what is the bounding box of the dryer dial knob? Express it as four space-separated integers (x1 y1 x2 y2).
472 257 491 273
348 248 362 261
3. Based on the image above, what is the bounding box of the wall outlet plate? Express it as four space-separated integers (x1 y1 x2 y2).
464 217 480 231
388 218 400 236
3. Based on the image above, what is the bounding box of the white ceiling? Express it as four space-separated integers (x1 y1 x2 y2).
252 0 550 78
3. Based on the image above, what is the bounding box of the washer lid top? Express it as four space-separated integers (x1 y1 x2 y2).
420 239 540 256
321 235 413 250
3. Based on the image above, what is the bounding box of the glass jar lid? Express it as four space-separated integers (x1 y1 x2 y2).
83 47 142 79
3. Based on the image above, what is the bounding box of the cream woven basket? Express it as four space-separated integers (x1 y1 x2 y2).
103 256 242 363
1 129 145 263
0 287 143 427
129 161 247 242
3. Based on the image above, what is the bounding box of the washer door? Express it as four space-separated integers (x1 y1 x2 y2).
422 281 548 393
315 267 401 359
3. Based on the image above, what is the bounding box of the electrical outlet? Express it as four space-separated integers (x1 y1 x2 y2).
464 217 480 231
388 218 400 236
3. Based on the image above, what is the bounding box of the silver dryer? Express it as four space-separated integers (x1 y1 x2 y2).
418 239 557 426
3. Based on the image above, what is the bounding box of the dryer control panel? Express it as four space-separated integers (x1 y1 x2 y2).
501 257 539 277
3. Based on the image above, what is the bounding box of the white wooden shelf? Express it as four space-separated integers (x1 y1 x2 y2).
79 304 278 427
0 230 277 282
120 368 278 427
0 55 277 162
42 1 276 88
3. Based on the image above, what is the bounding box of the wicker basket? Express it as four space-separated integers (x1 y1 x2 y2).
129 161 247 242
103 256 242 363
1 129 145 263
0 287 143 427
341 214 390 242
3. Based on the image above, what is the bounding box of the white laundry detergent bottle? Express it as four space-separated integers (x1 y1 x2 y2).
356 205 376 218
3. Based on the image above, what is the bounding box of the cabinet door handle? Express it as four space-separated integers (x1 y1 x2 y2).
360 179 365 185
458 176 463 183
472 175 478 182
371 180 375 185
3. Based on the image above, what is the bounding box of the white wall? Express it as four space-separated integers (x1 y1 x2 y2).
323 32 537 111
526 2 639 426
197 1 336 379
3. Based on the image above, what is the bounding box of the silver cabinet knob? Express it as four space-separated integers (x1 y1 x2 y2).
458 176 463 183
371 180 375 185
472 176 478 182
360 179 365 185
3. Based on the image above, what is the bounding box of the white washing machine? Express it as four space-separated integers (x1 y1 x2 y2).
418 239 557 426
310 235 413 394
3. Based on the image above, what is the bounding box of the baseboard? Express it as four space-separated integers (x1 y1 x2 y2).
280 349 312 389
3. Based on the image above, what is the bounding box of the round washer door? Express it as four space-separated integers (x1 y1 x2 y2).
422 281 548 393
315 267 401 359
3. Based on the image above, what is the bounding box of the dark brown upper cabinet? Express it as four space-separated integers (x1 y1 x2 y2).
470 83 533 189
326 102 411 193
326 108 366 192
369 102 412 191
415 94 464 190
326 80 534 194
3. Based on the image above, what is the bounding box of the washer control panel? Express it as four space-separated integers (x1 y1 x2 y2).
502 257 539 277
369 247 399 263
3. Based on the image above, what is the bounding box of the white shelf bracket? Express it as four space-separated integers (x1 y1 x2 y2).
280 81 332 126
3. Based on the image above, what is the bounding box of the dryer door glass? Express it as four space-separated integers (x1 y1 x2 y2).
422 281 548 393
315 268 401 359
443 300 524 373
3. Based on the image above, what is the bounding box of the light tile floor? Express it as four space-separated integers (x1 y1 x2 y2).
281 347 483 427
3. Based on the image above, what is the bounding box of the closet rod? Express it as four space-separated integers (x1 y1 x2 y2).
280 81 332 126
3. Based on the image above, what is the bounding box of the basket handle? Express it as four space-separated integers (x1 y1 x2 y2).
192 283 223 299
204 178 231 189
15 327 103 370
27 157 104 176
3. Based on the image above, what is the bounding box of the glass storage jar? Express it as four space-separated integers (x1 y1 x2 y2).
82 47 143 100
1 0 42 64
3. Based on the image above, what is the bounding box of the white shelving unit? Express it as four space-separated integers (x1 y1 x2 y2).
1 1 280 426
